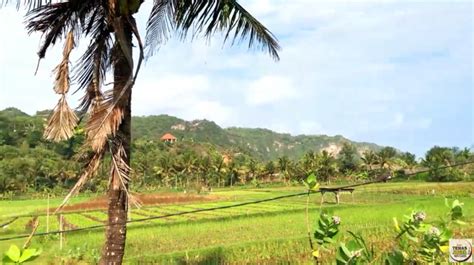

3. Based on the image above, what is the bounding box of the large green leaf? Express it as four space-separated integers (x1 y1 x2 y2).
346 240 361 251
339 243 352 259
18 248 42 263
5 245 21 262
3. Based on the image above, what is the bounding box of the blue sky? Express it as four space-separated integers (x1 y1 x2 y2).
0 0 472 157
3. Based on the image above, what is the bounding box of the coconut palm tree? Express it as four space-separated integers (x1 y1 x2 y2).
154 153 176 187
264 160 275 182
178 150 198 189
361 150 378 171
247 158 258 183
211 151 225 187
317 150 337 183
278 155 291 184
2 0 279 263
399 152 417 171
195 154 213 188
377 146 397 169
301 150 317 175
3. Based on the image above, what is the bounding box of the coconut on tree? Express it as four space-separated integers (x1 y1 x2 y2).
2 0 280 263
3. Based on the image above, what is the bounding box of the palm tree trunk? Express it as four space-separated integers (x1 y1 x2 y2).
100 18 133 265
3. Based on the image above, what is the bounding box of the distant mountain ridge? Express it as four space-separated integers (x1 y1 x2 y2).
0 108 384 161
132 114 384 160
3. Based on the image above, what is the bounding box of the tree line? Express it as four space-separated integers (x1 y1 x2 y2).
1 108 472 196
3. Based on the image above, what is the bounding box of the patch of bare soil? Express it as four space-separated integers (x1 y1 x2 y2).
62 193 220 212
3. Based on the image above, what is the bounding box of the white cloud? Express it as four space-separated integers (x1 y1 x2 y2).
132 74 235 125
133 74 209 112
244 75 296 106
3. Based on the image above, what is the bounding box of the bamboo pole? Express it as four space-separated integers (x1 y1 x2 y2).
59 215 63 250
46 194 50 233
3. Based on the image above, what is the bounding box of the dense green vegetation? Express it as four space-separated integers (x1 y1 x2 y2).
0 182 473 264
0 107 473 197
132 114 383 160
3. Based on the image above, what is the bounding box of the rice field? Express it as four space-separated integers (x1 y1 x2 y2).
0 181 473 264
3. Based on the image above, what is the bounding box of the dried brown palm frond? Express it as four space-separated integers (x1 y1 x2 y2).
43 96 78 142
128 193 142 209
81 87 104 117
110 142 142 209
54 151 104 214
110 143 131 189
43 30 78 142
53 31 75 94
85 90 124 152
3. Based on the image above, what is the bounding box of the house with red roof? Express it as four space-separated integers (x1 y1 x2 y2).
160 133 177 143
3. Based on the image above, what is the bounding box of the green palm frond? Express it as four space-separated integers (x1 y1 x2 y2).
146 0 280 60
145 0 173 57
74 4 112 112
25 0 99 59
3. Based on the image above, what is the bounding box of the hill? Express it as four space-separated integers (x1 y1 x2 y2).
132 114 383 160
0 107 383 161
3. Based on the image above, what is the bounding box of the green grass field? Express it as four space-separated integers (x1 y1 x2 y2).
1 182 473 264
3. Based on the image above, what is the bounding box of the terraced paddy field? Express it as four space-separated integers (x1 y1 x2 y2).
0 181 473 264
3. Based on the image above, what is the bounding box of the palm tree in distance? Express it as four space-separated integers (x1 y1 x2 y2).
1 0 280 263
278 155 291 184
361 150 378 171
378 146 397 169
317 150 337 184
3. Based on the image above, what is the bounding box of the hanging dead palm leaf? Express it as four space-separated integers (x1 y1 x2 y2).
53 31 74 94
85 90 124 152
43 96 78 141
110 141 141 208
43 31 77 141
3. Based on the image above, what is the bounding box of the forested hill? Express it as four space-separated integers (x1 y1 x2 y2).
132 115 383 160
1 107 382 161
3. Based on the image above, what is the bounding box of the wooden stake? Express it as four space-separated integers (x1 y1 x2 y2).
46 194 50 233
59 215 63 250
23 217 39 249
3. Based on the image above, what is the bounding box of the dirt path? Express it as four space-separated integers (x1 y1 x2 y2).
61 193 220 212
